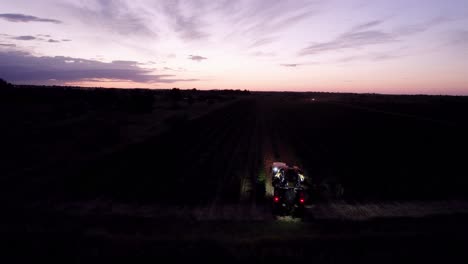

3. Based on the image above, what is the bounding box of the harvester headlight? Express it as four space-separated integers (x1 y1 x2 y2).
273 167 278 172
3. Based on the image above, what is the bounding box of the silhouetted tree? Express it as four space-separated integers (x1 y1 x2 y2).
0 78 13 89
0 78 14 102
169 88 182 108
170 88 182 101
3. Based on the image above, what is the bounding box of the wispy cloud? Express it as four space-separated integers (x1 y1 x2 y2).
300 30 395 56
188 55 207 62
63 0 156 37
0 51 196 84
0 43 16 47
351 20 384 31
248 37 276 48
10 35 68 43
163 67 186 72
234 1 321 49
280 64 300 67
0 13 62 24
150 0 322 46
233 1 319 35
337 52 404 63
161 1 208 41
250 51 276 57
58 0 320 46
300 17 451 56
111 60 139 66
12 35 37 41
395 16 449 36
451 30 468 45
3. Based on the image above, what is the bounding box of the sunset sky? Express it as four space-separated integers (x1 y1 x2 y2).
1 0 467 94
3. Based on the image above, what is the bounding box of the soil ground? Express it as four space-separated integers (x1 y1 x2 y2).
2 87 468 262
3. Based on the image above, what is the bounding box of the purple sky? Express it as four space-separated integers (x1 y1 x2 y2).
1 0 467 94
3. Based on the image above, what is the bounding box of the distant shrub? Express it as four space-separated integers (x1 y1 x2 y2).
170 88 182 101
168 88 182 109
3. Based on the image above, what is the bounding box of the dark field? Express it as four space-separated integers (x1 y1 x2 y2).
2 84 468 262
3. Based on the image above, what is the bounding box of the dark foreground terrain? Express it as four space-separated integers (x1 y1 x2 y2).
2 82 468 262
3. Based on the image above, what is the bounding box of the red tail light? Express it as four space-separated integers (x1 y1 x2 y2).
299 198 305 204
273 196 279 203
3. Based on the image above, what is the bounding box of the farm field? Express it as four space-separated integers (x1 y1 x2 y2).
2 86 468 262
